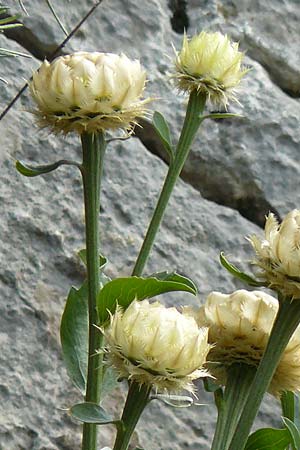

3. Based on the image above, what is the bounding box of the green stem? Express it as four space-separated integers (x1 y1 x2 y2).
228 299 300 450
281 391 296 422
80 132 106 450
113 382 151 450
211 364 256 450
280 391 298 450
132 90 206 276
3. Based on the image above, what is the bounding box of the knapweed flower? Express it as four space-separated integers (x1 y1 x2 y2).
104 299 210 393
29 52 150 134
173 31 248 106
249 210 300 299
197 289 300 396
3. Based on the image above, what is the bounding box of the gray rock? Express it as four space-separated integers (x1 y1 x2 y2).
186 0 300 225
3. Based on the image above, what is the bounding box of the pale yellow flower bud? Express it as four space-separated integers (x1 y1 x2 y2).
29 52 150 134
249 210 300 299
105 300 211 393
173 31 248 106
197 289 300 396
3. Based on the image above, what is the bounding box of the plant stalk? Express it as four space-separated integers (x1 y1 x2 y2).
281 390 300 450
113 382 151 450
281 391 296 422
80 132 106 450
228 299 300 450
211 364 256 450
132 90 206 276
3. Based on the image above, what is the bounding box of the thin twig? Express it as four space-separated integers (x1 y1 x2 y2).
45 0 68 36
0 0 104 121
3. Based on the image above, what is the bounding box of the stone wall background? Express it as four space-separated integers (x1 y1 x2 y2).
0 1 299 449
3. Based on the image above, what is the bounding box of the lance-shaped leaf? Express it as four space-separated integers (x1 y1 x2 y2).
77 249 110 288
200 113 243 121
151 394 194 408
150 271 197 292
220 252 265 287
281 391 300 430
0 48 30 57
245 427 292 450
152 111 174 160
283 417 300 450
78 248 107 269
0 23 22 29
101 366 119 400
60 283 88 393
293 393 300 430
70 402 120 426
203 377 222 393
97 272 197 324
16 159 79 177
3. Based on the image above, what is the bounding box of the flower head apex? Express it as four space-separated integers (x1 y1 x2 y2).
30 52 150 135
249 210 300 299
105 300 211 393
197 289 300 397
173 31 248 107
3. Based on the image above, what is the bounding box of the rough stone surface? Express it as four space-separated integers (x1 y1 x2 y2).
0 0 298 449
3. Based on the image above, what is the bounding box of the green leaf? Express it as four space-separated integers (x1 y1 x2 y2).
283 417 300 449
281 391 297 422
203 377 222 393
220 252 264 287
0 23 23 30
0 47 30 58
99 272 112 290
294 394 300 431
70 402 119 425
78 248 107 269
77 249 111 289
60 283 88 393
15 159 77 177
97 273 197 324
245 427 292 450
101 366 119 400
152 111 174 159
200 113 243 121
150 271 197 293
151 394 194 408
0 13 21 25
282 392 300 433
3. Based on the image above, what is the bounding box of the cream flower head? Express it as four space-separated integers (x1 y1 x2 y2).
249 210 300 299
173 31 248 106
197 289 300 397
104 299 210 393
29 52 150 134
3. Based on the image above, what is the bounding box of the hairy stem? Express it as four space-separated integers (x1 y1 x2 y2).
228 299 300 450
80 132 106 450
211 364 256 450
132 90 206 276
113 382 151 450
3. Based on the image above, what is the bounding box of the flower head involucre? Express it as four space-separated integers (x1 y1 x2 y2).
249 210 300 299
105 300 210 393
173 31 248 107
30 52 150 134
197 289 300 396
